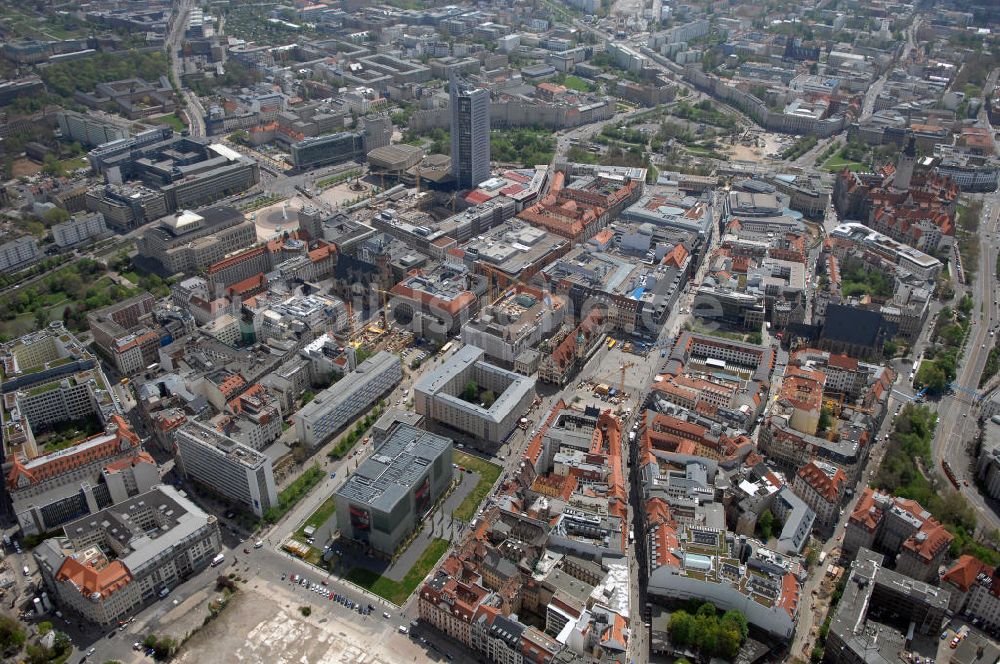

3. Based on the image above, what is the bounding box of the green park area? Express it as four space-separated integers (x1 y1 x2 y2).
0 259 132 340
490 128 556 166
39 51 169 101
839 256 894 297
345 538 449 605
820 141 876 173
560 75 596 92
876 404 1000 565
154 113 187 132
821 154 867 172
916 297 972 394
452 450 502 521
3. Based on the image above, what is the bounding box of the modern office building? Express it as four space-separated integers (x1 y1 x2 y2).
86 184 169 233
56 110 130 148
290 131 365 170
825 548 950 664
87 133 259 222
33 485 222 625
450 76 491 190
173 421 278 518
413 345 536 444
86 126 174 173
0 236 41 273
334 423 453 556
975 438 1000 500
829 222 943 281
294 351 402 447
51 212 109 248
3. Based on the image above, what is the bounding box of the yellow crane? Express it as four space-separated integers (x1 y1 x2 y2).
614 361 636 414
370 287 393 330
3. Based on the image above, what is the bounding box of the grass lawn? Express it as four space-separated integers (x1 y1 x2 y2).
344 538 449 605
154 113 187 132
119 271 140 284
684 146 725 159
452 451 501 521
59 156 90 173
296 496 336 540
562 75 594 92
822 155 867 172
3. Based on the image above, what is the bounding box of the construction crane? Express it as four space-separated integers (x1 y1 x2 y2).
617 361 636 414
370 287 393 330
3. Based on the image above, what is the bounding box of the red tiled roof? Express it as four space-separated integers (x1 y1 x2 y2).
797 461 846 503
56 557 132 600
465 190 491 204
827 354 858 371
6 416 141 491
942 555 993 593
776 573 800 618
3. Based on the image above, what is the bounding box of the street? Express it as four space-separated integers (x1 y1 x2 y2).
931 190 1000 533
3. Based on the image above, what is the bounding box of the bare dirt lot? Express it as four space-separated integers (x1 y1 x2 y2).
11 158 42 177
172 581 424 664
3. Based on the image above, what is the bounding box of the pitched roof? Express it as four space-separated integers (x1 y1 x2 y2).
821 304 888 347
796 460 847 503
55 557 132 600
942 555 993 593
6 415 141 491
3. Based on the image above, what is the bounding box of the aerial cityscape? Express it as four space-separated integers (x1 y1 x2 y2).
0 0 998 662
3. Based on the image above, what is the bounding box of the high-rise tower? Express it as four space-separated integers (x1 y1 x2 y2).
449 75 491 190
892 135 916 193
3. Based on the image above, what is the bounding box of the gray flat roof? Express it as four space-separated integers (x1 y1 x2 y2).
336 423 451 513
415 345 535 423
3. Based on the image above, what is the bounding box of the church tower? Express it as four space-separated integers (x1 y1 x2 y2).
892 135 916 193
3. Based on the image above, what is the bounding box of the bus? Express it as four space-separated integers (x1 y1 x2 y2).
607 338 617 350
439 341 453 355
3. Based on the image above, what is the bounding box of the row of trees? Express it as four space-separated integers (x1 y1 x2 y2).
328 401 385 459
668 602 749 660
263 465 324 523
